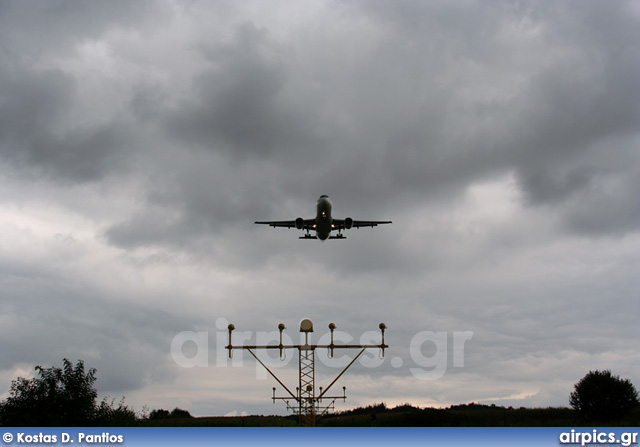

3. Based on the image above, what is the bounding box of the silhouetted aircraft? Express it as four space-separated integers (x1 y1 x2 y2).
255 195 392 240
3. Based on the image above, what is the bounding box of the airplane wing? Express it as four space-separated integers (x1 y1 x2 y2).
255 219 316 230
332 219 392 230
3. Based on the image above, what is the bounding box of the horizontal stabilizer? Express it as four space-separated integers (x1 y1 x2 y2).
299 235 318 240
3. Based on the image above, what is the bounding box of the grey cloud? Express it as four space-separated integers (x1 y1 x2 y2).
106 0 640 261
0 0 163 184
102 150 279 252
0 0 154 56
509 50 640 234
0 280 198 394
346 0 640 236
165 22 324 162
562 163 640 235
0 60 129 183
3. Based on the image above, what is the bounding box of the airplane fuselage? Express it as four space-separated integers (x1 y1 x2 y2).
315 195 333 240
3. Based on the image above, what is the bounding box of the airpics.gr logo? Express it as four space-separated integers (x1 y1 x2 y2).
170 318 473 380
559 430 638 447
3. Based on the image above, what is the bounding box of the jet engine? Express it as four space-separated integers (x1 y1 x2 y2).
295 217 304 230
344 217 353 229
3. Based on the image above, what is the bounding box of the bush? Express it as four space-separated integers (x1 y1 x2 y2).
95 397 139 426
170 407 193 418
149 408 171 420
147 407 193 421
570 370 639 422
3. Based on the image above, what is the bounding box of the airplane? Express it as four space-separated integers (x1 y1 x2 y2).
255 195 392 240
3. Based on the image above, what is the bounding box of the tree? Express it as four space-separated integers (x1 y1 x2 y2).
0 359 98 426
570 370 639 421
0 358 142 426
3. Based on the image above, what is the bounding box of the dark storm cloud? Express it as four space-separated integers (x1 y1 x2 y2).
0 0 154 183
0 64 129 182
503 1 640 234
165 22 324 162
346 0 640 236
101 0 639 259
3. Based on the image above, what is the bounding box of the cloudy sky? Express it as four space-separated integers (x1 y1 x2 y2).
1 0 638 417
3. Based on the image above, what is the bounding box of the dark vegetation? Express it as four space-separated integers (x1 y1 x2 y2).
148 407 193 421
0 359 138 426
1 360 638 426
570 370 640 422
316 402 639 427
138 402 639 427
